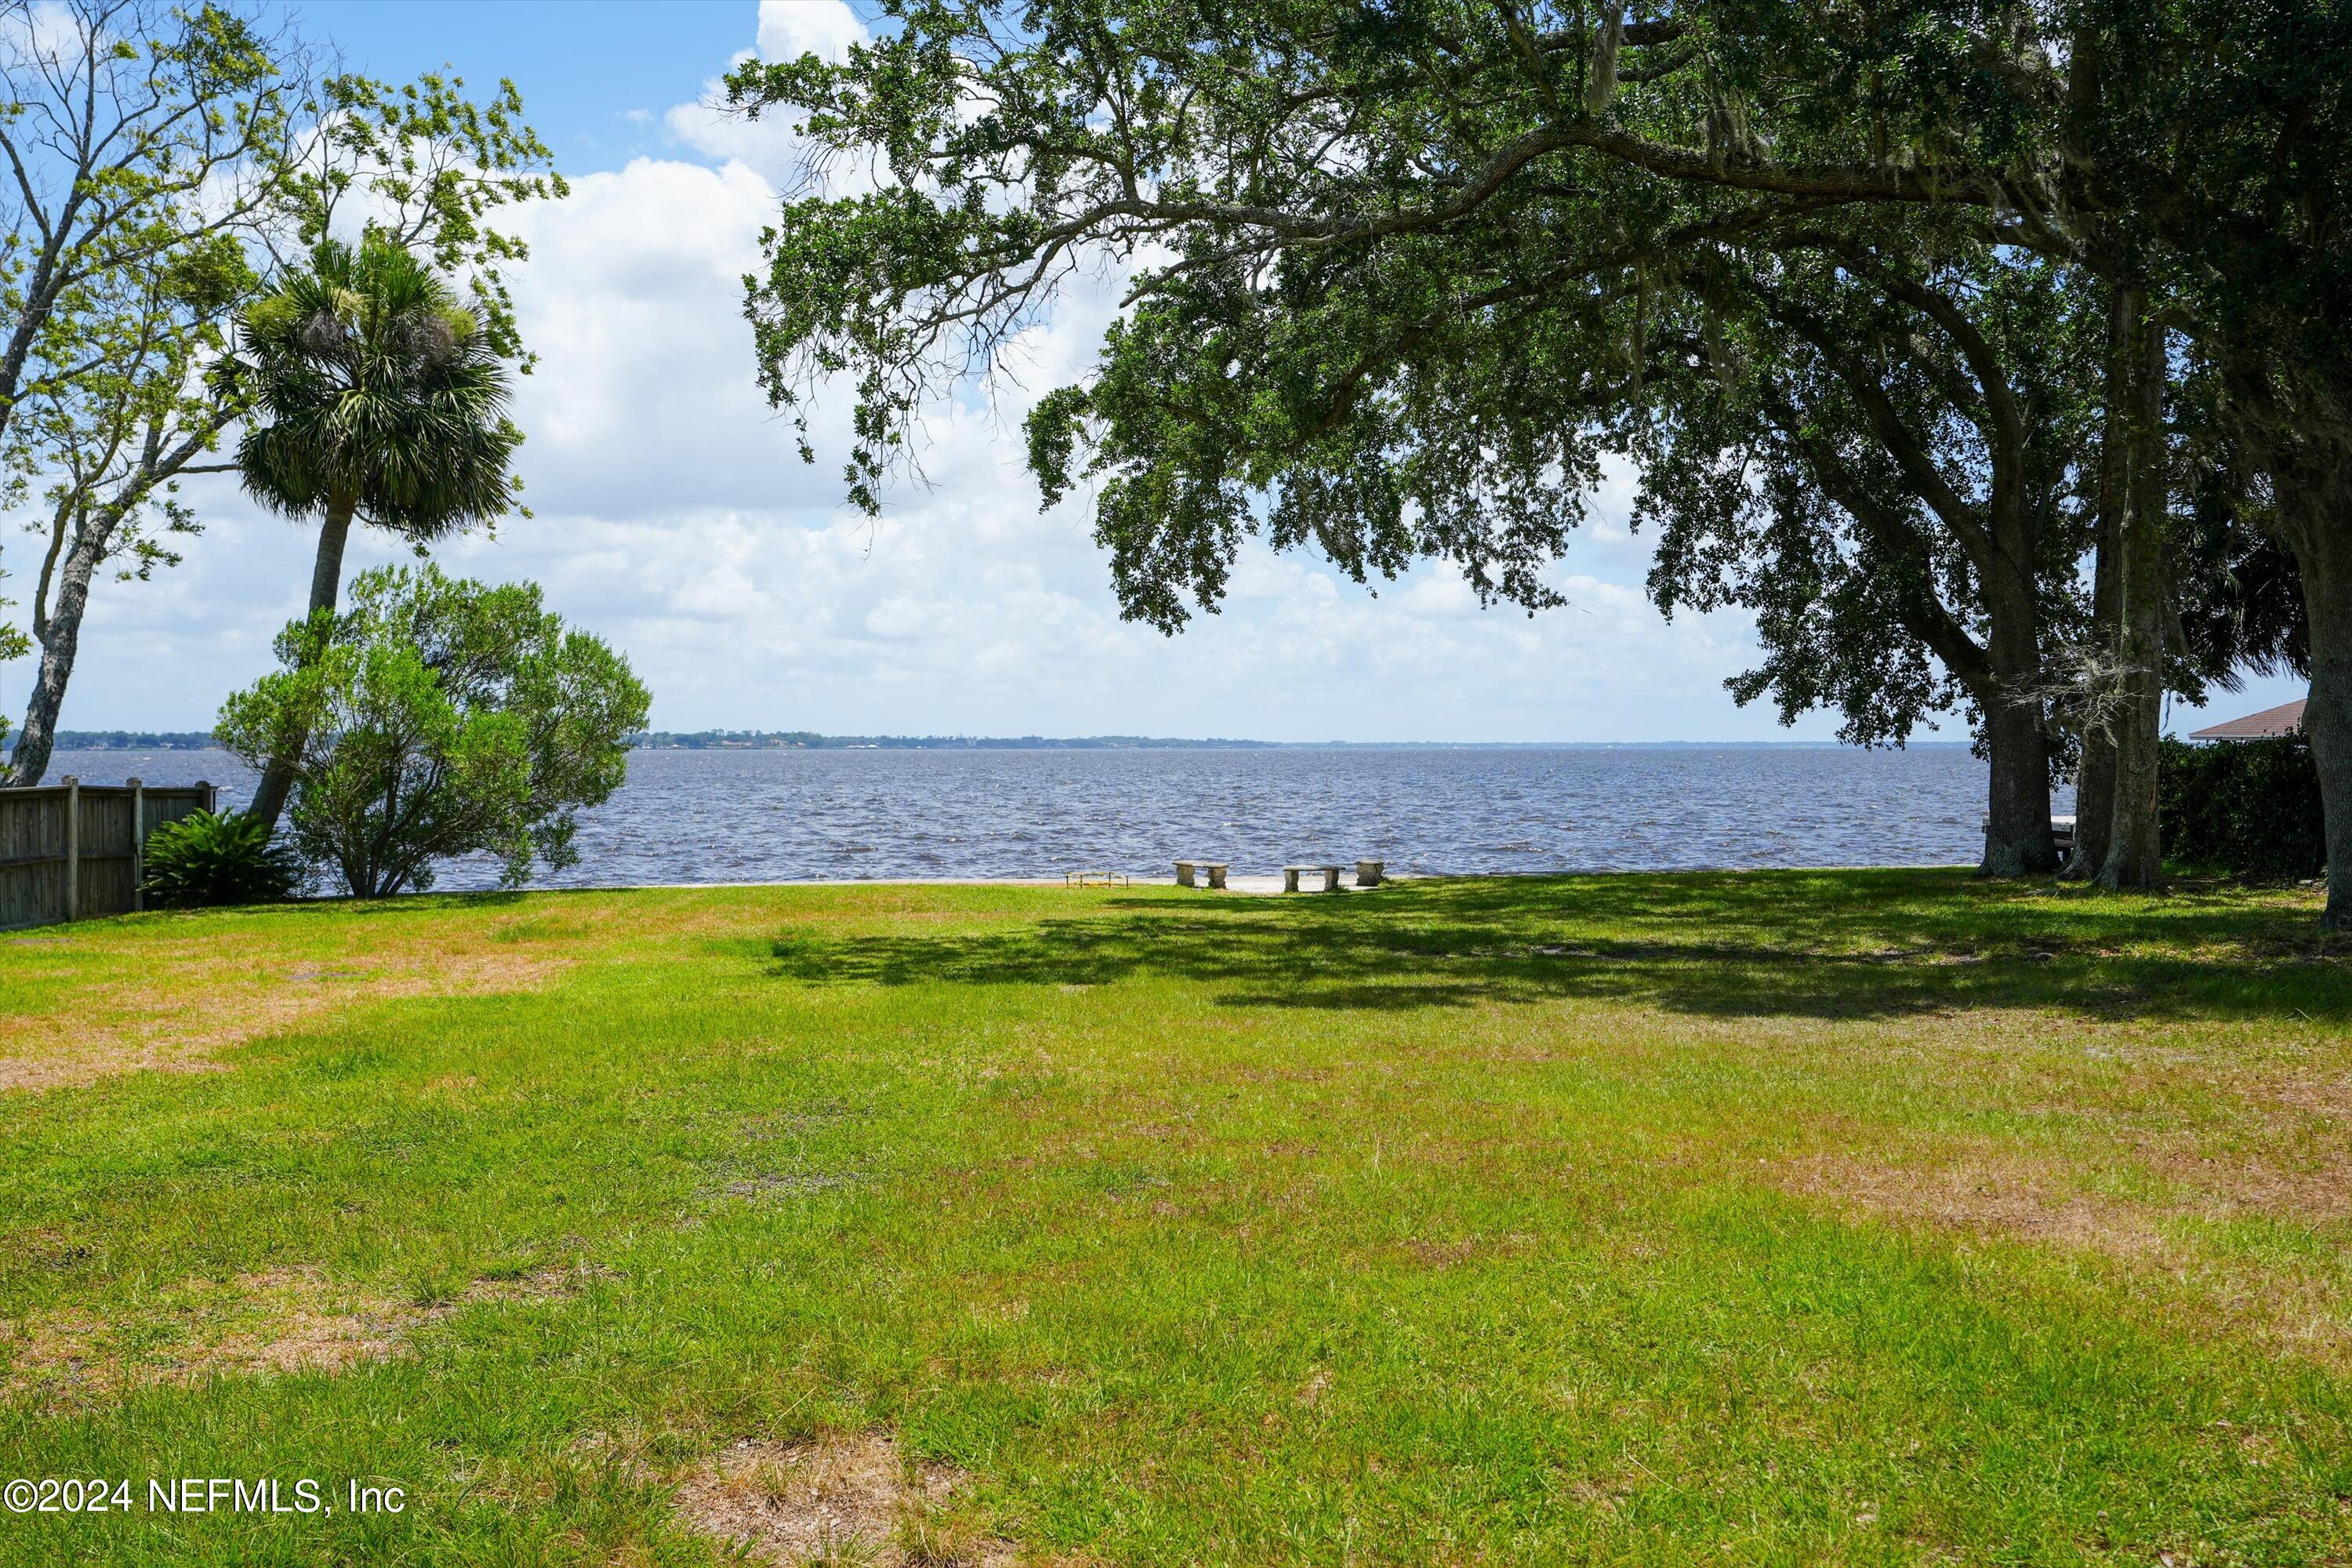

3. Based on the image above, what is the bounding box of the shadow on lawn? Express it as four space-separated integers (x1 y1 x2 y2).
765 869 2348 1023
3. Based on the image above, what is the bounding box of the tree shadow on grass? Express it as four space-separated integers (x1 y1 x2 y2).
764 870 2350 1024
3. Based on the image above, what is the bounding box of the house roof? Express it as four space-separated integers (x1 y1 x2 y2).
2188 698 2306 740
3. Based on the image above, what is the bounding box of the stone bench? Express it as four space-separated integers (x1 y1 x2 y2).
1174 859 1230 890
1283 864 1343 894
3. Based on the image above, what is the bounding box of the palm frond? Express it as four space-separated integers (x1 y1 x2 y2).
233 235 523 543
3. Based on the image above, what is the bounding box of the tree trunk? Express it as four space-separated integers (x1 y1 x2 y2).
2296 517 2352 928
246 494 360 833
0 526 107 789
2064 287 2132 879
2098 297 2167 891
1980 608 2060 877
2071 727 2117 879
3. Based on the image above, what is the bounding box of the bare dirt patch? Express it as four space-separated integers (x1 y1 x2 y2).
0 1263 597 1409
0 949 565 1094
673 1431 1014 1566
1777 1150 2166 1255
1777 1144 2352 1372
2 1269 413 1406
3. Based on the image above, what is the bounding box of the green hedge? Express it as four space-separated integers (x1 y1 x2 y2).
2158 735 2327 880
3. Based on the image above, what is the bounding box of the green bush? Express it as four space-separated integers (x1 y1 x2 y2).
142 809 306 908
2158 735 2327 881
216 564 650 898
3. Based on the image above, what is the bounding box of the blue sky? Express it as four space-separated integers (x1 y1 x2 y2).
13 1 2306 742
284 2 750 170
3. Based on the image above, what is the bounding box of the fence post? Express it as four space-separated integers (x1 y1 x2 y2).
61 775 79 924
198 779 215 814
129 778 145 913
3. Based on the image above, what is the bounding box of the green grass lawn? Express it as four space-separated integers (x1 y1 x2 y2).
2 870 2349 1565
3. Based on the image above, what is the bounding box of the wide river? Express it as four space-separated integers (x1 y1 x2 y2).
40 743 2020 891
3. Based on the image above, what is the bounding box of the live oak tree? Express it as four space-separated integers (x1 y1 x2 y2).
728 1 1720 619
722 1 2094 878
1632 234 2104 877
1639 238 2286 883
1586 1 2347 903
736 1 2349 917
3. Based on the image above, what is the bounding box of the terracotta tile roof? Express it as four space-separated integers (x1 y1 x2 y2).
2188 698 2306 741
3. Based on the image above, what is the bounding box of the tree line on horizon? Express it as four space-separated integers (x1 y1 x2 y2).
731 0 2347 923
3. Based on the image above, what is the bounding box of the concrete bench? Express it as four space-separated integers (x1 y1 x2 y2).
1356 859 1385 887
1174 859 1229 890
1283 864 1343 894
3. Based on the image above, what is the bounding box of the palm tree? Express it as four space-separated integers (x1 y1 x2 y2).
234 235 522 830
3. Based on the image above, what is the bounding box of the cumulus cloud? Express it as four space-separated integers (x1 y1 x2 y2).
757 0 866 64
5 5 1837 745
663 1 877 187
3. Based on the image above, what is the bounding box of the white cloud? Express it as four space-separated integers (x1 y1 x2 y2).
757 0 866 64
1 5 1842 747
662 1 876 187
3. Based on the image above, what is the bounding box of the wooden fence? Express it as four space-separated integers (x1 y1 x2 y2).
0 777 217 931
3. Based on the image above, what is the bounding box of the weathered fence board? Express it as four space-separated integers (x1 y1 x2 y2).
0 777 216 930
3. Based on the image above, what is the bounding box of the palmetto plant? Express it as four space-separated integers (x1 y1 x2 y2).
141 808 306 908
234 235 523 829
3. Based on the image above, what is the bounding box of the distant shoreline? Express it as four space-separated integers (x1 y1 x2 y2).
16 730 1978 753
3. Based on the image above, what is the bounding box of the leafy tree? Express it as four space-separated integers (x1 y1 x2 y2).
1580 2 2347 901
216 564 649 898
734 2 2350 914
1634 237 2103 876
0 0 292 785
0 0 292 454
0 549 27 748
0 0 565 789
277 69 568 370
232 236 525 829
722 2 2103 877
3 234 252 785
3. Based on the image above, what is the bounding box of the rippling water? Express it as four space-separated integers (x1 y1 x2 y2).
38 743 2017 890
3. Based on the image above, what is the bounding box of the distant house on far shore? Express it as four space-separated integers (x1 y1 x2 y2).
2188 697 2307 742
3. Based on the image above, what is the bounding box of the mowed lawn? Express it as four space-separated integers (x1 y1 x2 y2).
2 873 2350 1566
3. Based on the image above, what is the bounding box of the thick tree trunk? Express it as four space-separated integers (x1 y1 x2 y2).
246 494 359 833
1982 690 2060 877
2098 300 2167 891
2071 729 2117 878
0 528 106 789
1980 608 2060 877
2296 520 2352 928
2065 288 2132 879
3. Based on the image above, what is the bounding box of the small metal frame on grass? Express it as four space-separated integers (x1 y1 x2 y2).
1065 869 1131 887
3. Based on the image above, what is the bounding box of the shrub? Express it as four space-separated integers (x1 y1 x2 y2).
142 809 306 908
216 564 650 898
2158 735 2327 881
